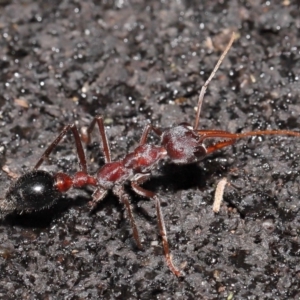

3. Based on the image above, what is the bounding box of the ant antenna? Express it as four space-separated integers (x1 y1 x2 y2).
193 32 236 130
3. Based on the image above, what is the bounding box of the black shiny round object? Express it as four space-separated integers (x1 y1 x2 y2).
5 170 61 212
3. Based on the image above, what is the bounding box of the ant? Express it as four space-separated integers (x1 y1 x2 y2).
1 32 300 277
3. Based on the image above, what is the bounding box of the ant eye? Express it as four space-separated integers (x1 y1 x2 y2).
4 170 61 213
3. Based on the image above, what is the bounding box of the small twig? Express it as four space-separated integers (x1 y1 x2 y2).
2 166 19 179
213 177 228 213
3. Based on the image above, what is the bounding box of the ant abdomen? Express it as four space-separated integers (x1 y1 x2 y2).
3 170 61 213
161 124 207 164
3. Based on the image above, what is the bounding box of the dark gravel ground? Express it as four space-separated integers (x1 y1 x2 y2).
0 1 300 299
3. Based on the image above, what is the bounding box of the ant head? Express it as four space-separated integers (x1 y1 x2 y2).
161 124 207 164
1 170 61 213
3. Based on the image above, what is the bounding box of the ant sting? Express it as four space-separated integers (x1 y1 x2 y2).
2 32 300 277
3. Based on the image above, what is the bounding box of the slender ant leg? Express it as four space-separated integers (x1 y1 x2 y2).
113 185 143 250
131 173 181 277
34 124 87 173
82 116 111 163
90 188 108 207
131 177 181 277
139 124 162 145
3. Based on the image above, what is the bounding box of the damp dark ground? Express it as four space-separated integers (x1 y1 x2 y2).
0 1 300 299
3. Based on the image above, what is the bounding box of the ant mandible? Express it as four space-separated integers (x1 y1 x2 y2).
1 32 300 277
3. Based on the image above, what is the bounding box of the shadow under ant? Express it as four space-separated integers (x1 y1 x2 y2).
2 195 72 228
144 163 208 192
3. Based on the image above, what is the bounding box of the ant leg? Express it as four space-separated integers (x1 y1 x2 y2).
88 188 108 210
113 185 143 250
34 124 87 173
206 139 236 155
82 116 111 163
139 124 162 145
131 177 182 277
194 32 235 130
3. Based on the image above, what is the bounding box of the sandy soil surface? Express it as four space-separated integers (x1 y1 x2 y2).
0 1 300 299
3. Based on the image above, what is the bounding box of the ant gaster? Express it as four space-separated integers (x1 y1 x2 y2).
2 33 300 277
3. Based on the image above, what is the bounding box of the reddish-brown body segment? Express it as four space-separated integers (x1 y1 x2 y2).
97 161 131 189
54 171 97 192
54 173 73 192
123 144 167 172
161 125 207 164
